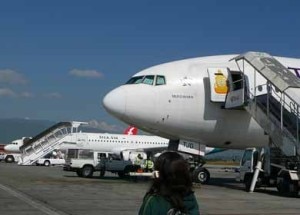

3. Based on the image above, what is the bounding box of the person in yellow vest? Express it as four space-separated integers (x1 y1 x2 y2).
144 157 154 172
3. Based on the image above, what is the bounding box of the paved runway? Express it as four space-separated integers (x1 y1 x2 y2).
0 162 299 215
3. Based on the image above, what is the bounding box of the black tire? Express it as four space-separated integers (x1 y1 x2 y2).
5 155 14 163
76 169 83 177
44 160 51 167
81 165 94 178
193 167 210 184
118 171 125 178
277 173 299 197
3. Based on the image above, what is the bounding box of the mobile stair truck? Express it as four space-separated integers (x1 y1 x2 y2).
225 52 300 196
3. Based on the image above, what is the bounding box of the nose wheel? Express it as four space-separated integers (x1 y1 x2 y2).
193 167 210 184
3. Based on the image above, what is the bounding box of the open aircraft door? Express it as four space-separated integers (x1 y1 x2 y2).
224 70 245 109
207 68 230 103
207 67 246 108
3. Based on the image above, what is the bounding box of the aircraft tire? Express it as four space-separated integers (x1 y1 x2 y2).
81 165 94 178
193 167 210 184
5 155 14 163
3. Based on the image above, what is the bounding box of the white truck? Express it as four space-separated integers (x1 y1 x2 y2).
36 150 66 166
0 152 5 161
237 147 300 196
36 158 65 166
3 153 21 163
63 149 140 178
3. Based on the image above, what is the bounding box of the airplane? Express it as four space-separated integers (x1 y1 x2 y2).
4 137 31 153
5 125 218 164
102 52 300 183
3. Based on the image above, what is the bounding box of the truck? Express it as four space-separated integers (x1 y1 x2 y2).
36 158 65 166
3 153 21 163
36 151 66 166
63 149 141 178
237 147 300 196
0 152 5 161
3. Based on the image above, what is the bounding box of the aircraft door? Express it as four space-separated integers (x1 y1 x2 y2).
207 68 230 102
225 71 245 109
76 133 89 147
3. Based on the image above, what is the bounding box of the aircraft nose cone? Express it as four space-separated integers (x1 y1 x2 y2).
4 145 11 151
103 88 126 118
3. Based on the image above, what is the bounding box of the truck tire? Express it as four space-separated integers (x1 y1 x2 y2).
44 160 51 167
5 155 15 163
81 165 94 178
118 171 125 178
193 167 210 184
277 172 299 197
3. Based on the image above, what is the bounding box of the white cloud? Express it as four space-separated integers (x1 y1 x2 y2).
88 120 120 132
0 69 27 84
0 88 17 97
44 92 63 99
69 69 103 79
20 92 34 98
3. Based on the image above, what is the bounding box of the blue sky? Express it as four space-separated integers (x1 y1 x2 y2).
0 0 299 132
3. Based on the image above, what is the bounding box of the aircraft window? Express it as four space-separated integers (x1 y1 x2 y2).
156 75 166 85
142 75 155 85
126 76 144 84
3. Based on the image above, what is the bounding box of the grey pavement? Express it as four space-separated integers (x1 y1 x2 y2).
0 162 299 215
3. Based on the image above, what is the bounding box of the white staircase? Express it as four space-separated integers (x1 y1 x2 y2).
226 52 300 165
18 121 87 165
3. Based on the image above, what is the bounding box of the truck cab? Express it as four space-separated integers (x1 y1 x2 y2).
238 147 300 196
237 148 259 191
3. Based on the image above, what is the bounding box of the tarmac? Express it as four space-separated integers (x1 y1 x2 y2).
0 162 299 215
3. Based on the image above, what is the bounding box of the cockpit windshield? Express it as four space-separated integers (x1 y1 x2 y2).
142 75 155 85
125 75 166 86
126 76 144 84
156 75 166 85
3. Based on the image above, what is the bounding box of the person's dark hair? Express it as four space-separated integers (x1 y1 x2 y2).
145 151 193 212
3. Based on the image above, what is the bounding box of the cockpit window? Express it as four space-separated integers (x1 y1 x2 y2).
126 75 166 86
142 75 155 85
126 76 144 84
156 75 166 85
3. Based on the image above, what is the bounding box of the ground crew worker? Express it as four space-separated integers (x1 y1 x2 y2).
134 153 144 166
144 158 154 172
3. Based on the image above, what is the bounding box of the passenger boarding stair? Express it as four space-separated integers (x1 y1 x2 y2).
18 121 87 165
225 52 300 169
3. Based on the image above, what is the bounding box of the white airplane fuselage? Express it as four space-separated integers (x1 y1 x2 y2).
4 138 26 153
103 54 300 149
6 132 216 155
60 132 169 154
